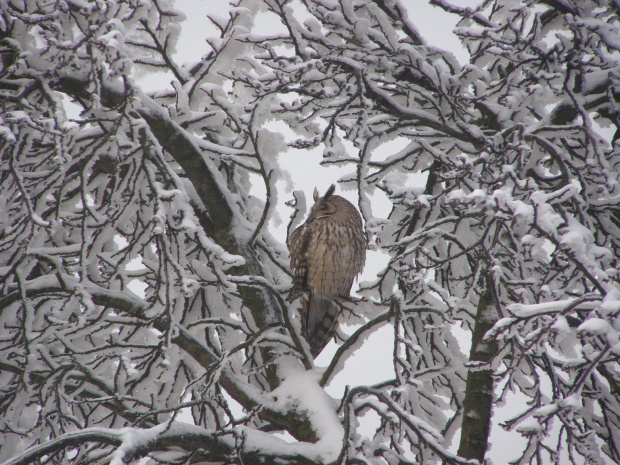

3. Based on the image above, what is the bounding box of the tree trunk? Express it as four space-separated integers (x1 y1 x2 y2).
458 280 500 462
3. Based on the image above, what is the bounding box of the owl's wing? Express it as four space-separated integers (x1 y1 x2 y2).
288 225 310 301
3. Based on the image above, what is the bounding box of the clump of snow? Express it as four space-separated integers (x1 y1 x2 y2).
559 393 581 411
110 423 171 465
181 278 199 297
578 317 619 346
600 288 620 315
577 318 610 336
445 188 488 208
271 357 343 462
515 417 544 436
508 299 579 318
532 403 559 418
0 124 16 143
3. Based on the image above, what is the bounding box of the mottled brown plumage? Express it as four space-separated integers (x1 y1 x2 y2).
288 185 366 357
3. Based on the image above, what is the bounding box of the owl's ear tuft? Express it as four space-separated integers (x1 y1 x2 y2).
313 187 319 202
324 184 336 199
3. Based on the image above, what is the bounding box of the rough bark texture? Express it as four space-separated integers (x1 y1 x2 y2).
457 280 500 462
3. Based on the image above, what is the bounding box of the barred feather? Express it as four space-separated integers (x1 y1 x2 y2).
288 185 366 357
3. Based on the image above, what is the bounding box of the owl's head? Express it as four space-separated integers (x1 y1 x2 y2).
307 184 338 221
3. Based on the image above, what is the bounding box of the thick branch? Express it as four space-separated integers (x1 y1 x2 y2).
2 422 318 465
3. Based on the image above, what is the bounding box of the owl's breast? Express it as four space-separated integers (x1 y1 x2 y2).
306 220 364 299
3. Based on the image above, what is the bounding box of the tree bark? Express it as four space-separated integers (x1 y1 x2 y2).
457 279 500 462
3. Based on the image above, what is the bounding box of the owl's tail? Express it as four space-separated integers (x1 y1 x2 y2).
303 296 340 357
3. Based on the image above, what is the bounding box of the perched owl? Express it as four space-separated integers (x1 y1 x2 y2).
288 185 366 357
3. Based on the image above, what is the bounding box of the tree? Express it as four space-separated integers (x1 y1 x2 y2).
1 0 619 463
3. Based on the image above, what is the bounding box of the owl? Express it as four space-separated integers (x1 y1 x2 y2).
288 185 366 357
